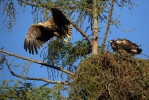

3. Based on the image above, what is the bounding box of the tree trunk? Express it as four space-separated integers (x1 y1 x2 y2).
92 0 98 54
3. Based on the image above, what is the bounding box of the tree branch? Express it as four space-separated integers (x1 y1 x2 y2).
0 50 74 77
22 1 93 46
5 59 70 84
101 0 115 53
67 19 93 45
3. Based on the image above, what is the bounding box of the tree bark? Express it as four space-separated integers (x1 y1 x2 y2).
92 0 99 54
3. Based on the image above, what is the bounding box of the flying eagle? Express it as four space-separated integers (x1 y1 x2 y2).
24 8 72 54
109 38 142 55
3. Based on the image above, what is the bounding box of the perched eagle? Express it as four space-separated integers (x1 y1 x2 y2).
24 8 72 54
109 38 142 55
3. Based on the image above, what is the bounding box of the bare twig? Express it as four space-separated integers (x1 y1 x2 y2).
5 59 69 84
0 50 74 77
22 1 93 46
101 0 115 53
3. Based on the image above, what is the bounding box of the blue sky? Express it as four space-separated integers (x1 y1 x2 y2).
0 1 149 87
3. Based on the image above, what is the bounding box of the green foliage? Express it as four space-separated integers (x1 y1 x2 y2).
45 39 91 72
0 0 17 32
70 52 149 99
0 80 68 100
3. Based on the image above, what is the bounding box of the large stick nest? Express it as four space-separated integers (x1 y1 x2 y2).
70 52 149 100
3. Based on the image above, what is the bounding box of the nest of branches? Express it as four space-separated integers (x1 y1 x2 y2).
70 52 149 100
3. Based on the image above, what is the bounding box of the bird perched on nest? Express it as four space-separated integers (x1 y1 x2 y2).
108 38 142 55
24 8 72 54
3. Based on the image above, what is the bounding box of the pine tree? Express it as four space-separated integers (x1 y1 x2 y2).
0 0 149 99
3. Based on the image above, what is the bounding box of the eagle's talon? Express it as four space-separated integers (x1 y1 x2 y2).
64 39 69 43
66 34 71 39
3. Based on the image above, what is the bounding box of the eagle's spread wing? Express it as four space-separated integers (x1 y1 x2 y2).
24 25 54 54
51 8 72 36
51 8 70 25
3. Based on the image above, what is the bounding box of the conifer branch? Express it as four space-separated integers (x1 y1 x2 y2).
0 50 74 77
5 59 69 84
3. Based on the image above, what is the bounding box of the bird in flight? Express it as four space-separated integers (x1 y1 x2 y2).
24 8 72 54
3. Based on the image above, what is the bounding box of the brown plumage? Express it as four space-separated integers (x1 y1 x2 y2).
24 8 72 54
109 38 142 55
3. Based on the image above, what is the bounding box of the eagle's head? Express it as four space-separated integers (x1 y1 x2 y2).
108 40 118 51
38 21 52 29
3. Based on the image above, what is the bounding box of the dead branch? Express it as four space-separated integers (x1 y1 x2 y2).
0 49 74 77
101 0 115 53
22 1 93 46
5 59 69 84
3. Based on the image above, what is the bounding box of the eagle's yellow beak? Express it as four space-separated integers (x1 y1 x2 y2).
38 22 44 26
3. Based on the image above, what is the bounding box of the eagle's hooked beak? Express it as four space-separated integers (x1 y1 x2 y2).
38 22 44 26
